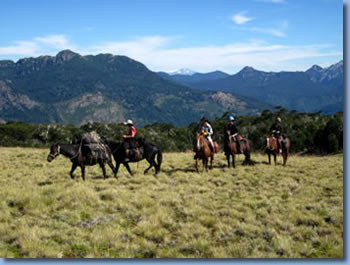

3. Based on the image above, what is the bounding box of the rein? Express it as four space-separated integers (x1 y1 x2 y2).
70 148 81 160
111 142 123 154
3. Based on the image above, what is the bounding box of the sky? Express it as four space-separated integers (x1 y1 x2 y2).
0 0 343 74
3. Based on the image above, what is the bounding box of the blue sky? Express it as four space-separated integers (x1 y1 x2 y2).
0 0 343 73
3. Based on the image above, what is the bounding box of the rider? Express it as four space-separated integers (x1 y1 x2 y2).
270 117 283 153
227 115 242 153
123 119 137 159
198 116 214 153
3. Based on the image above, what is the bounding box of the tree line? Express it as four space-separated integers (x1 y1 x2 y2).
0 108 343 154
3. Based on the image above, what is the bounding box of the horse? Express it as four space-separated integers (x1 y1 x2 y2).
266 135 291 166
194 132 219 173
47 143 116 180
224 131 251 168
105 140 162 177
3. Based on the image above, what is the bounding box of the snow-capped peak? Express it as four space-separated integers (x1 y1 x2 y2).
168 68 197 76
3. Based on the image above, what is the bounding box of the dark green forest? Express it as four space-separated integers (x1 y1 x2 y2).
0 108 343 154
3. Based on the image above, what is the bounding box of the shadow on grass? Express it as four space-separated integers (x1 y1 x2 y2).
90 175 115 180
163 167 197 174
162 160 260 174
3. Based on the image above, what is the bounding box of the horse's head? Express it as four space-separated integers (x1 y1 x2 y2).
47 143 60 162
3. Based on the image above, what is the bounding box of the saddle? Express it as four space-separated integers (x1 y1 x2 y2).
127 147 144 161
230 135 244 141
124 136 146 161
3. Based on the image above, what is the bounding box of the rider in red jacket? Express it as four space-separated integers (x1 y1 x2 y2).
123 120 136 159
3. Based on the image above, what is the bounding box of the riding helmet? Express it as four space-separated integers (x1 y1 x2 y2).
228 115 235 121
276 117 281 123
124 119 134 125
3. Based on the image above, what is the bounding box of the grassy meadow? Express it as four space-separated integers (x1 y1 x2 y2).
0 147 343 258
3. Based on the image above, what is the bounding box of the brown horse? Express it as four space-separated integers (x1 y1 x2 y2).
266 135 291 166
194 133 219 173
224 131 251 168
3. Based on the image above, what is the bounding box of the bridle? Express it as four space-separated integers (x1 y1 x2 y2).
48 145 60 160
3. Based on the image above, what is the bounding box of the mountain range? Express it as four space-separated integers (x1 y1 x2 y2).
0 50 271 126
159 60 343 114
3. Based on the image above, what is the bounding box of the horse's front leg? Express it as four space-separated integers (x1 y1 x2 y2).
232 154 236 168
204 158 208 172
226 154 230 168
209 156 213 170
123 162 133 176
113 162 120 178
70 163 78 179
195 158 200 173
282 152 288 166
81 166 85 181
268 153 271 165
274 154 277 165
99 162 107 179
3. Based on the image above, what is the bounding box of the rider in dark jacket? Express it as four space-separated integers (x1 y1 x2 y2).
227 116 242 153
270 117 283 153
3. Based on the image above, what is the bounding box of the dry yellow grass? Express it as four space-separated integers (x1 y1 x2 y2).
0 147 343 258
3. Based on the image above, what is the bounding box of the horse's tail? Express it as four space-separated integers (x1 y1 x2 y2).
156 149 163 173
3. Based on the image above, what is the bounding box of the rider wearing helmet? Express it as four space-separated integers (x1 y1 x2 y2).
227 115 242 153
198 117 214 152
270 117 283 153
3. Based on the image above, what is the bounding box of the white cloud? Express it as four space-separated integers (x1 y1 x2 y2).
250 20 288 37
232 11 253 25
84 36 173 57
0 34 342 74
35 34 74 50
0 41 38 56
85 37 341 73
0 34 76 59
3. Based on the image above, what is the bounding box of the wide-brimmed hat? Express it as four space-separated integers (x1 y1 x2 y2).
200 116 208 122
124 119 133 125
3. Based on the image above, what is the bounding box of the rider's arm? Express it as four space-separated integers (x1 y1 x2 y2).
208 124 213 136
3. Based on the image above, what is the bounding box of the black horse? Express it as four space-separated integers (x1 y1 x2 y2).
47 143 116 181
106 140 162 177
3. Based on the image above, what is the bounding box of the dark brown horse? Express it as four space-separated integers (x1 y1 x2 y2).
194 133 219 173
47 143 116 180
224 131 251 168
266 135 291 166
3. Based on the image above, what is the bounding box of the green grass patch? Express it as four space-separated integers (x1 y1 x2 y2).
0 148 343 258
